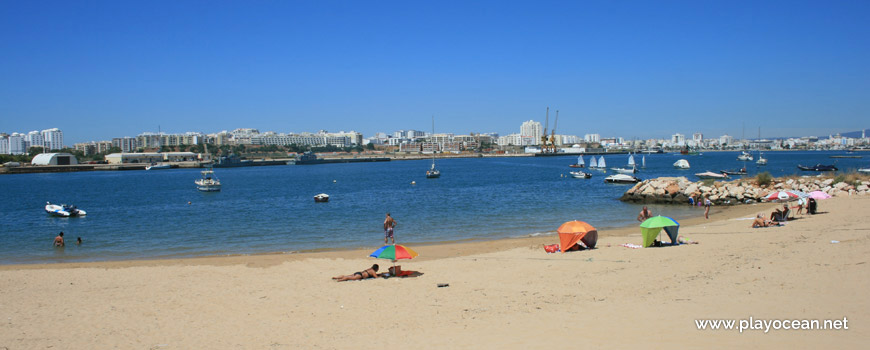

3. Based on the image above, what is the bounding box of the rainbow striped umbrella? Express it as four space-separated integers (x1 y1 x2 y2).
369 244 419 261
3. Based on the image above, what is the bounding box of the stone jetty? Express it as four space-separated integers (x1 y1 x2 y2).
620 175 870 205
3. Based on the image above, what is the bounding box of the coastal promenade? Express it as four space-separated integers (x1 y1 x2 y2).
1 195 867 349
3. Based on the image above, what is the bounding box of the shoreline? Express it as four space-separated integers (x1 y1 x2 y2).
1 196 866 348
0 199 776 270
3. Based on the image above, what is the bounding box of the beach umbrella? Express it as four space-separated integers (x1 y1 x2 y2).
764 191 800 202
370 244 419 260
557 221 598 252
639 216 680 248
808 190 832 200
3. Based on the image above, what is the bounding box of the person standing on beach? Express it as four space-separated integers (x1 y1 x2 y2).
637 206 653 222
704 196 712 219
53 232 65 247
384 213 397 244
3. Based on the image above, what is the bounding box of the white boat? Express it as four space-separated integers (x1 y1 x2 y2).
195 166 221 192
641 155 646 168
756 152 768 165
314 193 330 202
604 174 641 184
569 155 585 168
859 168 870 174
628 154 636 167
612 154 637 173
569 171 591 179
146 163 171 170
737 151 754 161
598 156 606 169
695 171 728 180
673 159 690 169
45 202 87 217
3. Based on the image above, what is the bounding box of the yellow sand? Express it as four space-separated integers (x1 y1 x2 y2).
1 196 868 349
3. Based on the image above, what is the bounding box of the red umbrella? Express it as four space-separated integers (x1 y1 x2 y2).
764 191 800 202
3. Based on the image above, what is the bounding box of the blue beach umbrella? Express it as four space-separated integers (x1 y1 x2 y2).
639 216 680 247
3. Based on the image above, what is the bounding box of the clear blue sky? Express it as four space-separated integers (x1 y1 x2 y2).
2 0 868 144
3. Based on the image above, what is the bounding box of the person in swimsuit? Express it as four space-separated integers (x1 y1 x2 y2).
332 264 380 282
637 206 653 222
704 196 712 219
384 213 397 244
53 232 65 247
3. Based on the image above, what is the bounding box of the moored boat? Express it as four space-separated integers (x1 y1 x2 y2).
569 171 591 179
737 151 753 161
195 166 221 192
797 164 838 171
569 155 585 168
314 193 330 202
45 202 87 217
673 159 690 169
145 163 172 170
604 174 641 184
720 168 747 176
756 152 768 165
696 171 729 180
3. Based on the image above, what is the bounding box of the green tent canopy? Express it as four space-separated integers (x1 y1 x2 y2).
639 216 680 247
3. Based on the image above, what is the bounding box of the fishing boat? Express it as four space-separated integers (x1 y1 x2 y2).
604 174 641 184
45 202 87 217
756 152 768 165
195 166 221 192
145 163 172 170
673 159 690 169
569 171 591 179
696 171 729 180
737 151 753 161
314 193 330 202
426 116 441 178
569 155 585 168
797 164 838 171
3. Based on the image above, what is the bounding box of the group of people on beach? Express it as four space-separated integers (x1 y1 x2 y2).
751 197 820 228
333 213 400 282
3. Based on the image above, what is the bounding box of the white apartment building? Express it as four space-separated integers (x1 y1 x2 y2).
584 134 600 143
0 134 8 154
497 134 536 146
112 137 138 152
26 131 45 150
42 128 64 150
671 133 686 146
719 134 734 146
8 133 26 155
520 120 543 145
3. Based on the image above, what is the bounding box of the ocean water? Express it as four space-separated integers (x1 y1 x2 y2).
0 150 865 264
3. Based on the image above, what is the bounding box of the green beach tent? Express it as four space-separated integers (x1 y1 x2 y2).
639 216 680 248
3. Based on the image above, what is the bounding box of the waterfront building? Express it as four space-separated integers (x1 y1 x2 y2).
497 133 536 146
584 134 600 143
520 120 543 145
719 134 734 146
398 143 421 152
41 128 63 150
671 133 686 146
0 134 7 154
31 153 79 165
105 152 200 164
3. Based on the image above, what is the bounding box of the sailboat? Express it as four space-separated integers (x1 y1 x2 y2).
589 156 598 169
611 153 638 174
569 155 585 168
598 156 606 170
641 155 646 168
426 116 440 179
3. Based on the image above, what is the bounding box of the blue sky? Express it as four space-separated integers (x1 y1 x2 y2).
1 0 868 144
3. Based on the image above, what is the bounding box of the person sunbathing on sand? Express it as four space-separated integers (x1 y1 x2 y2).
333 264 379 282
752 214 780 228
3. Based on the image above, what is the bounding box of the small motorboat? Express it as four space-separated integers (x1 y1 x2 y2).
737 151 754 161
314 193 330 202
146 163 172 170
696 171 729 180
756 152 768 165
797 164 838 171
611 167 637 174
859 168 870 174
604 174 641 184
45 202 87 217
569 171 591 179
673 159 690 169
195 167 221 192
720 168 747 176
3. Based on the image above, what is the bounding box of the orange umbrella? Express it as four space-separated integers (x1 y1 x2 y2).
557 221 598 252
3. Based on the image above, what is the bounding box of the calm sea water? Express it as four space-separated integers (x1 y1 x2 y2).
0 150 865 264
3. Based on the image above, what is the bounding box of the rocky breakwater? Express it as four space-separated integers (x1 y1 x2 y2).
620 176 870 205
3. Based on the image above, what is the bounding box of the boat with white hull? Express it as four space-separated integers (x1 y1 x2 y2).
604 174 641 184
195 167 221 192
569 171 591 179
45 202 87 217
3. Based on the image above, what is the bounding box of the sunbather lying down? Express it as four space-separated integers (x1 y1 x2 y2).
752 214 783 228
333 264 379 281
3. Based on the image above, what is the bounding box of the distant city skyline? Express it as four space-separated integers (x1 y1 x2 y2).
2 1 868 145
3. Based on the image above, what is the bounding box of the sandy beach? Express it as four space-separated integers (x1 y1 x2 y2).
1 196 868 349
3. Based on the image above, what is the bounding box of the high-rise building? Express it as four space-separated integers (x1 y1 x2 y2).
584 134 600 143
8 132 26 155
520 120 543 145
26 131 45 150
0 134 8 154
671 133 686 146
692 133 703 143
41 128 64 150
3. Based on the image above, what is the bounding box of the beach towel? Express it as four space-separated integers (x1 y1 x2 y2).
620 243 642 249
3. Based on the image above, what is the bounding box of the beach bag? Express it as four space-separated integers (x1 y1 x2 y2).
544 244 560 253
